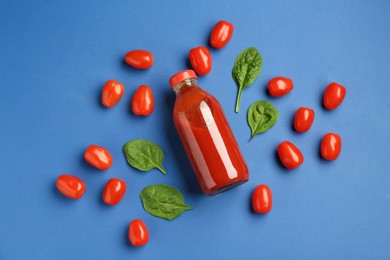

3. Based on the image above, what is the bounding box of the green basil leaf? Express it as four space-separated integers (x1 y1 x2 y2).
232 47 262 112
140 184 193 220
248 100 278 140
123 139 166 174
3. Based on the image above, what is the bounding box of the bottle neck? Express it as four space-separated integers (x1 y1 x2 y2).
173 78 197 93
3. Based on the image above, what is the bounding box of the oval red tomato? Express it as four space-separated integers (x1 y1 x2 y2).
132 85 154 116
84 145 113 170
323 82 346 110
189 46 212 76
277 141 304 170
210 20 234 49
103 178 127 206
124 50 154 69
268 77 293 97
102 80 124 108
252 184 272 214
294 107 315 133
56 175 86 199
321 133 342 160
129 219 149 247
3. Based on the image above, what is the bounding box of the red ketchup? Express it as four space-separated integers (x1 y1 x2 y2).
169 70 249 196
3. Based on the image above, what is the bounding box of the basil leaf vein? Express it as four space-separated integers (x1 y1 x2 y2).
123 139 166 174
248 100 278 139
232 47 262 113
140 184 193 220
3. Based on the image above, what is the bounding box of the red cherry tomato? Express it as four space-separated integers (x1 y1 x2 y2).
189 46 212 76
210 20 234 49
294 107 315 133
268 77 293 97
321 133 342 160
56 175 86 199
124 50 154 69
252 184 272 214
103 178 127 206
101 80 124 108
84 145 113 170
129 219 149 247
132 85 154 116
277 141 304 170
323 82 346 110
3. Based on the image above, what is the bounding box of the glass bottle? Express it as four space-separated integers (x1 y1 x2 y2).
169 70 249 196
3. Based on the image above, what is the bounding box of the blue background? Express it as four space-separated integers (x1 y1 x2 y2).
1 0 389 259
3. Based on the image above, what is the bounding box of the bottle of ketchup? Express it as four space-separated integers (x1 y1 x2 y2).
169 70 249 196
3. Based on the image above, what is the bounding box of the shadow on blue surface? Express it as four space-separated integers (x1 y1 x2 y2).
205 25 214 49
95 82 106 110
185 58 192 71
97 182 108 208
319 86 326 110
264 83 271 97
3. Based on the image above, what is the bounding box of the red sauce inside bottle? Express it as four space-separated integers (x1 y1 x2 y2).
171 71 248 196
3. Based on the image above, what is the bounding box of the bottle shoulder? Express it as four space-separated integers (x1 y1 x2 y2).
173 86 225 130
174 86 219 112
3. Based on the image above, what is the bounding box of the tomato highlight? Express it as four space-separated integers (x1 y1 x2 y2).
294 107 315 133
102 80 124 108
321 133 342 160
189 46 212 76
84 145 113 170
268 77 293 97
277 141 304 170
252 184 272 214
210 20 234 49
129 219 149 247
56 175 86 200
132 85 155 116
103 178 127 206
124 50 154 69
323 82 346 110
